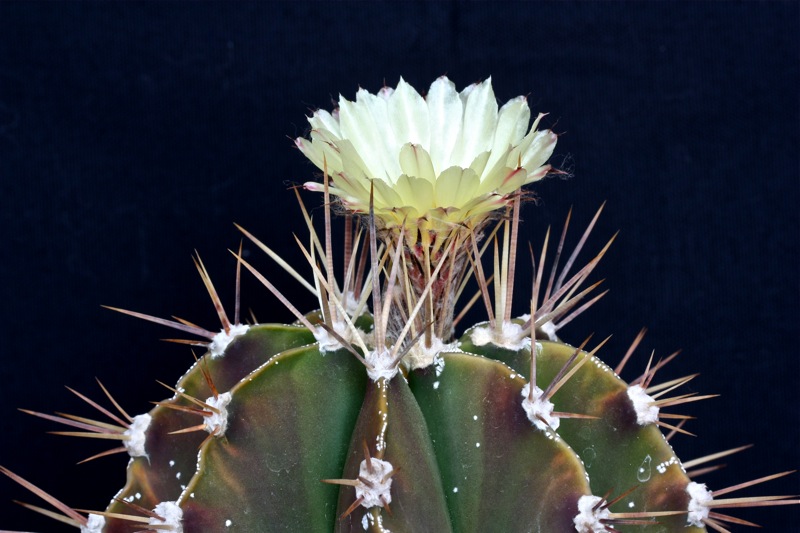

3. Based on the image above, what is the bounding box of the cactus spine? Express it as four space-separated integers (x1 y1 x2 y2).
2 77 797 532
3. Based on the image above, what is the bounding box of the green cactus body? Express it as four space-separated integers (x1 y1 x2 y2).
84 294 716 533
93 316 700 532
3 77 797 533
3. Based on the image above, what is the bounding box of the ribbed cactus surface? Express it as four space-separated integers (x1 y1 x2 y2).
95 314 705 532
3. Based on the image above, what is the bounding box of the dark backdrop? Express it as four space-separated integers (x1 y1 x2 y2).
1 2 797 531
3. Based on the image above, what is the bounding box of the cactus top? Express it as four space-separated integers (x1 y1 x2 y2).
297 76 556 243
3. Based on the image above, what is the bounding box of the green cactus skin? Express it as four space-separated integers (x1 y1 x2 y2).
106 324 318 519
87 305 706 533
94 302 701 533
95 325 684 532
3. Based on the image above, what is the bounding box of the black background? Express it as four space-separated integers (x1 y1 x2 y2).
1 2 798 531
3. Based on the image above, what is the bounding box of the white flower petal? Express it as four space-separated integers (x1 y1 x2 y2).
506 126 538 170
388 78 430 148
426 76 463 175
339 96 387 181
337 139 377 186
308 109 341 137
399 143 436 183
524 164 552 185
468 151 491 179
403 175 435 211
484 96 530 176
479 145 516 191
371 175 405 208
309 130 344 171
496 167 528 194
305 181 361 208
460 193 508 219
295 135 342 174
459 81 478 103
520 130 558 170
329 171 369 203
451 78 498 169
505 128 557 184
295 137 325 170
378 86 394 100
475 164 511 196
356 89 402 180
392 174 421 208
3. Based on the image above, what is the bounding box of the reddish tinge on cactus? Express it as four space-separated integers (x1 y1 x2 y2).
2 77 797 532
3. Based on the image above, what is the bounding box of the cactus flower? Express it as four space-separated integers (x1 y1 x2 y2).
297 76 557 246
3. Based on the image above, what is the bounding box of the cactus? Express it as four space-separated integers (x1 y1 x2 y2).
2 77 797 532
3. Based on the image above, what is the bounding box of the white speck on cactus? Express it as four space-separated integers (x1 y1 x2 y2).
80 513 105 533
573 494 611 533
150 501 183 533
209 324 250 358
376 425 388 452
204 392 232 436
686 481 712 527
355 458 394 510
657 456 679 474
366 348 399 382
123 414 151 458
434 353 445 376
627 384 659 425
470 321 530 350
360 511 391 531
225 519 232 527
521 383 560 431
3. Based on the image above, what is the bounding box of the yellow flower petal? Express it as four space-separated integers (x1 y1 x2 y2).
399 143 436 183
434 166 479 208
